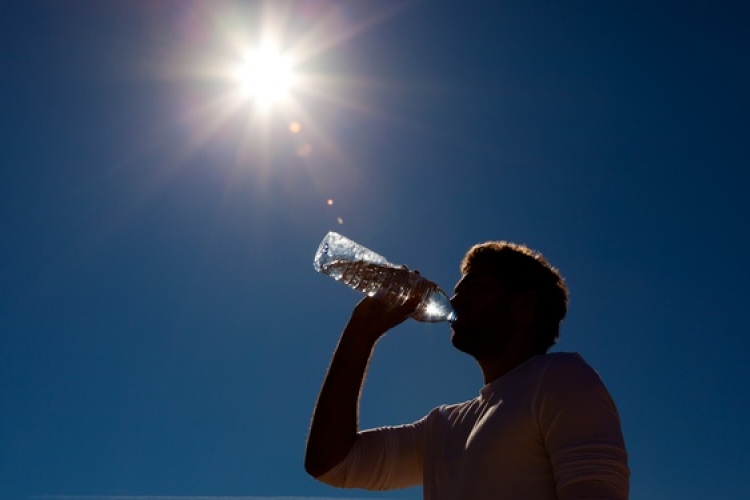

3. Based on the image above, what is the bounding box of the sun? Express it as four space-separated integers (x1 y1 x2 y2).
235 44 295 108
159 1 410 177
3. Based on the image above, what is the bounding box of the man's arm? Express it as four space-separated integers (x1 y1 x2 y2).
304 296 418 478
540 354 630 500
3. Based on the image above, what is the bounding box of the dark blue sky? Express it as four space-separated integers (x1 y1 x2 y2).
2 1 749 499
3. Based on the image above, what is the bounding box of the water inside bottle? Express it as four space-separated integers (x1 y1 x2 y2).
320 260 413 301
321 259 455 322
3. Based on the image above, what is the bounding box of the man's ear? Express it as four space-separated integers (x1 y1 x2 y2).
511 291 537 326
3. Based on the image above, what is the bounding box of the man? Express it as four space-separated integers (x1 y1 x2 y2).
305 241 629 499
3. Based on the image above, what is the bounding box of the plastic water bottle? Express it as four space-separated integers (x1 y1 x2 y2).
313 232 456 323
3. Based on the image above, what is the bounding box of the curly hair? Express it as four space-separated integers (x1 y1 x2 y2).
461 241 568 352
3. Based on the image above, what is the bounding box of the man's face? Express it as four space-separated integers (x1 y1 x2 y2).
449 266 515 360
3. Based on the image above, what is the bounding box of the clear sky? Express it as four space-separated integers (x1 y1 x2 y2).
1 1 749 499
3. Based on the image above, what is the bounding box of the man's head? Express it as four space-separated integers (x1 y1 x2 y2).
450 241 568 357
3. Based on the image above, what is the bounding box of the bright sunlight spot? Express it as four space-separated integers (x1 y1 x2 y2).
167 1 400 175
236 45 294 107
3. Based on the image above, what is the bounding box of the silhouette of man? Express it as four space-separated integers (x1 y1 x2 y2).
305 241 629 499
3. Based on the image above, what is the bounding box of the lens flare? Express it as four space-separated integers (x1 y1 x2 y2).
236 45 294 107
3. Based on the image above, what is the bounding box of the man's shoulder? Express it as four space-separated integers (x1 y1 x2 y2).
536 351 591 372
536 351 607 392
541 350 584 362
514 351 587 377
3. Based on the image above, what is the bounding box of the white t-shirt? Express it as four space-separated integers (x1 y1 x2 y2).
318 352 629 499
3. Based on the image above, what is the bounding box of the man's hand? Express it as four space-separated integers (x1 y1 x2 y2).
348 294 422 345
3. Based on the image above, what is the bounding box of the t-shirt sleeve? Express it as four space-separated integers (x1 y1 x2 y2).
536 353 630 500
316 419 425 491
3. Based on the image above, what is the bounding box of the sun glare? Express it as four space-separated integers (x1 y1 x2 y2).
164 1 410 186
236 45 294 107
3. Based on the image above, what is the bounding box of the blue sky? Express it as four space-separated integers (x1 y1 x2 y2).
1 1 749 499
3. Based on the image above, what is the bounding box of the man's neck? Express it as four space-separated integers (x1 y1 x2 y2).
478 344 542 385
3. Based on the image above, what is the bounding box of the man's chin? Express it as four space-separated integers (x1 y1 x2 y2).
450 329 477 356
